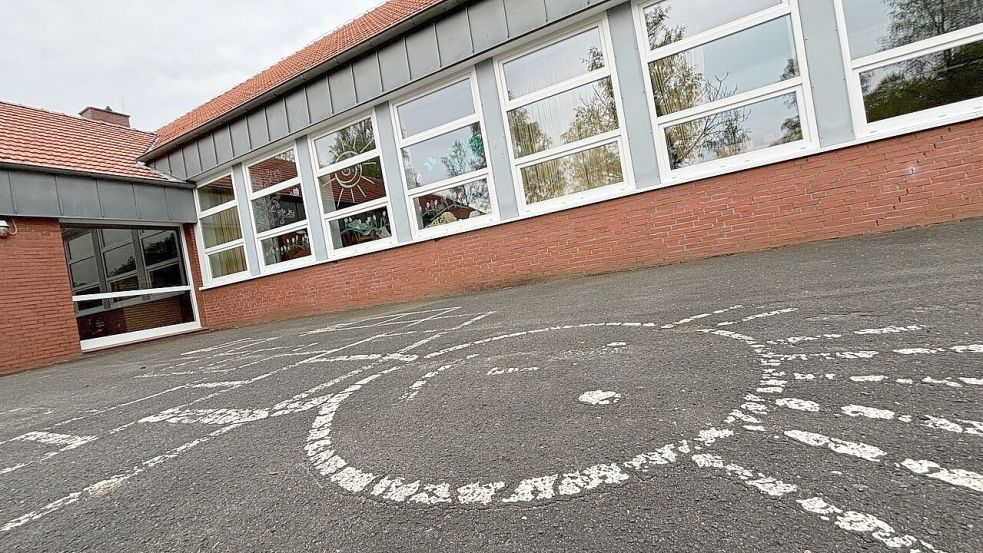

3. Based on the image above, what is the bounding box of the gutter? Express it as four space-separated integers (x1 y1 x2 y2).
140 0 469 162
0 161 195 189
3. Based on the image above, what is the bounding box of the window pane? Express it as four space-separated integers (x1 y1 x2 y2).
649 17 799 116
142 230 179 266
665 93 802 169
64 229 95 261
313 119 376 168
413 180 492 230
402 124 486 189
200 207 243 248
198 175 235 211
860 40 983 122
521 143 625 204
503 28 605 100
328 206 393 249
260 229 312 265
103 244 137 277
248 150 298 192
101 228 134 247
319 157 387 213
397 80 475 137
69 258 99 290
76 291 195 341
643 0 780 49
252 184 307 234
149 264 185 288
842 0 983 59
110 275 140 293
208 247 247 278
508 78 620 158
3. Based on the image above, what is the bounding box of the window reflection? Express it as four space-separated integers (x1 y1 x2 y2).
508 78 619 158
260 229 311 265
643 0 780 50
402 124 486 189
842 0 983 59
197 175 236 211
503 29 605 99
665 93 802 169
248 150 298 192
328 206 392 249
413 180 491 229
251 184 306 234
397 80 475 137
521 143 624 204
318 157 386 212
313 119 376 168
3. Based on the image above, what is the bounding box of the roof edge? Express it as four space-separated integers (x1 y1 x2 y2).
0 161 194 189
142 0 468 161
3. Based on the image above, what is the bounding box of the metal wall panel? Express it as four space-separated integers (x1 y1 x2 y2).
306 77 333 122
378 39 412 93
155 156 170 175
353 53 384 103
468 0 509 51
198 136 218 170
214 126 235 164
266 99 290 140
373 103 414 243
8 171 59 216
285 88 311 132
0 170 13 214
230 119 251 157
328 68 358 113
405 24 442 80
435 8 474 65
504 0 547 37
167 150 187 180
798 0 856 146
97 180 139 219
134 185 170 221
55 175 104 218
546 0 590 21
246 110 270 148
164 187 197 222
474 59 519 219
183 142 203 176
293 137 330 261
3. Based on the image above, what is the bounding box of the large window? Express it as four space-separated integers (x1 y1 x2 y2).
498 23 631 209
835 0 983 133
245 149 313 269
393 75 494 236
62 225 197 347
196 174 249 282
637 0 815 174
310 115 396 255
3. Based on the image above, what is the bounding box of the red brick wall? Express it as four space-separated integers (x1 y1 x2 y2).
0 218 81 375
194 119 983 329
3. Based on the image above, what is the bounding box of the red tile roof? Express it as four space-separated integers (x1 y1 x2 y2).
152 0 447 152
0 100 171 182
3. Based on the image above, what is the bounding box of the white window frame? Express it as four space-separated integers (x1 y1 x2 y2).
390 70 499 240
495 17 635 215
194 172 250 285
243 147 315 273
633 0 819 181
832 0 983 137
308 111 398 259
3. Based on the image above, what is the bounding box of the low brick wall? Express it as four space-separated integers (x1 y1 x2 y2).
0 217 81 375
195 119 983 330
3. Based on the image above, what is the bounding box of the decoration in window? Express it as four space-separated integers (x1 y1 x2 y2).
247 149 313 268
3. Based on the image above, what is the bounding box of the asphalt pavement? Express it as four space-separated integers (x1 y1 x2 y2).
1 218 981 552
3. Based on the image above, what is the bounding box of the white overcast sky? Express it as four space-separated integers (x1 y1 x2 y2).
0 0 384 131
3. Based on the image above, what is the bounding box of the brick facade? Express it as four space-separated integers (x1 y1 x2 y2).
194 119 983 330
0 218 81 375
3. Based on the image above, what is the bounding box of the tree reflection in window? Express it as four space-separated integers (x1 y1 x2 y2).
440 123 486 178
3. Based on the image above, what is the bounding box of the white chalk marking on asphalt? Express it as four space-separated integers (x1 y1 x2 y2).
1 424 241 532
578 390 622 405
797 497 943 551
140 408 268 425
784 430 886 462
895 345 983 355
853 325 925 335
922 377 962 388
775 398 821 412
606 342 627 347
188 381 249 388
841 405 896 420
457 481 507 504
767 334 842 345
501 475 558 503
901 459 983 492
486 366 540 376
400 364 455 401
409 483 454 504
301 353 419 364
696 428 734 446
11 431 96 450
960 377 983 385
850 375 886 382
557 464 629 496
692 454 797 497
623 442 687 471
331 466 377 493
761 351 880 362
716 308 798 327
660 305 744 329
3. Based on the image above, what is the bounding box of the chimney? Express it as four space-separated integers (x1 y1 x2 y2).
79 106 130 128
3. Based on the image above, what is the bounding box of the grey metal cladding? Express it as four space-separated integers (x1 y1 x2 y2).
0 170 13 214
546 0 590 21
164 187 197 222
353 53 384 103
266 99 290 140
167 150 187 180
405 23 441 80
214 126 235 164
198 136 218 170
306 77 333 122
378 39 412 92
9 171 59 216
328 68 358 113
798 0 855 146
468 0 509 51
435 8 474 66
246 109 271 149
182 142 202 176
96 180 138 219
155 155 171 175
134 184 169 221
504 0 547 37
285 88 311 132
230 119 251 157
55 175 103 218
